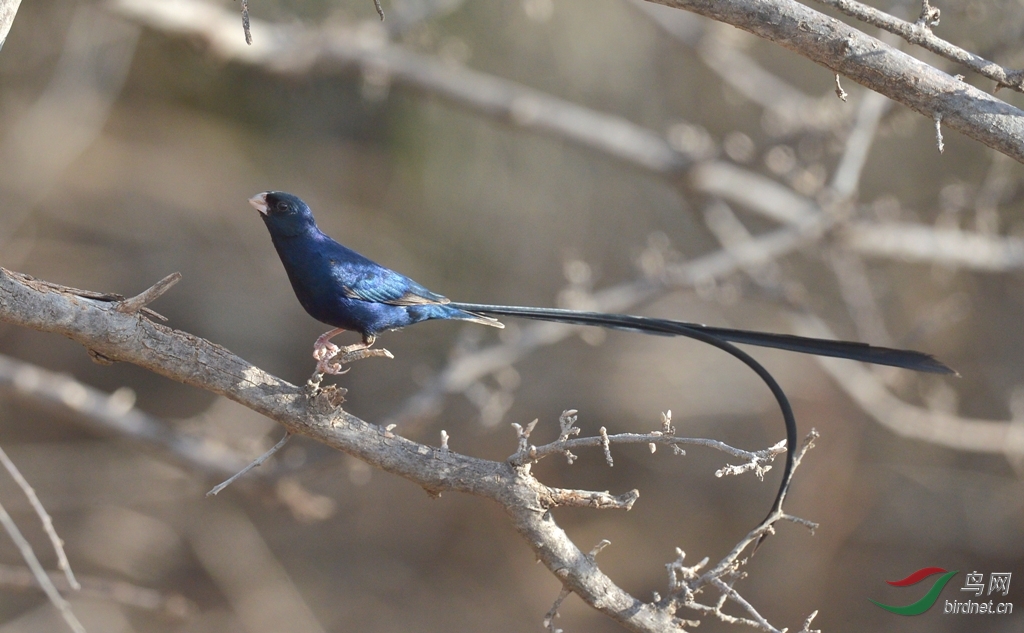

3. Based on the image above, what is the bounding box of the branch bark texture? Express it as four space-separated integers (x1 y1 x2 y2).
0 0 21 51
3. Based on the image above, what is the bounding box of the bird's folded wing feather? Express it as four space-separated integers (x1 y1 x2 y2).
337 267 451 306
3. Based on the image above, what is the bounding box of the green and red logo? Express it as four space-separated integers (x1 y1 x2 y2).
870 567 959 615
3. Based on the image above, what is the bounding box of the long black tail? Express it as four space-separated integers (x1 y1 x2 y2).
450 303 954 374
450 302 954 545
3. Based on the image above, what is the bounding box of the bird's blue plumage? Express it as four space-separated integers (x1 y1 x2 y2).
253 191 500 337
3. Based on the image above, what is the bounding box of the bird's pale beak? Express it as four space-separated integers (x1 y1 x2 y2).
248 192 269 215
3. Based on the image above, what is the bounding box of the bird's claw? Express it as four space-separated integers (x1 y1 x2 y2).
316 358 351 375
313 342 340 362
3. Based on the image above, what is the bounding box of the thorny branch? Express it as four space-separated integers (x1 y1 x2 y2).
509 410 786 479
0 267 818 633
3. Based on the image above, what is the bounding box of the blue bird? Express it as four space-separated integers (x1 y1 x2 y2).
250 191 953 528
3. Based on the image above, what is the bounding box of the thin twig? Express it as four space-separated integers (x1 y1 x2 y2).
543 587 571 633
207 432 292 496
240 0 251 44
0 445 79 590
834 74 847 101
115 271 181 315
0 495 85 633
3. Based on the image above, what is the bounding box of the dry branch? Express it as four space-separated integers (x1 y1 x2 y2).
645 0 1024 163
810 0 1024 91
0 0 21 51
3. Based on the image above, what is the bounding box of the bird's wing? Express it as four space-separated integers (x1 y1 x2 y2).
340 268 451 306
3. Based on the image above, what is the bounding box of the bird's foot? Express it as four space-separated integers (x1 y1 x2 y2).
313 341 340 363
316 356 352 376
312 328 346 366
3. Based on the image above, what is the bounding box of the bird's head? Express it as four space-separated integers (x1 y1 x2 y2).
249 191 317 237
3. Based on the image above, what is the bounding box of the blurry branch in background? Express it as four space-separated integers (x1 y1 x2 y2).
0 562 195 620
382 0 465 38
0 0 21 52
841 223 1024 270
643 0 1024 163
0 354 259 478
0 445 79 590
0 269 822 632
107 0 697 175
0 481 85 632
0 351 339 523
699 88 1024 461
0 5 140 260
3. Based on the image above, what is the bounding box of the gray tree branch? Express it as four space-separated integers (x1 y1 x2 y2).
0 0 21 51
809 0 1024 91
645 0 1024 163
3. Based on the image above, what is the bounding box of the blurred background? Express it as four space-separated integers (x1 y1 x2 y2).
0 0 1022 631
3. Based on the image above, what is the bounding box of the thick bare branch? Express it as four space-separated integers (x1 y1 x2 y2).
645 0 1024 163
810 0 1024 91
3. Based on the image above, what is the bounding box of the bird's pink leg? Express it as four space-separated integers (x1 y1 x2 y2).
313 328 346 374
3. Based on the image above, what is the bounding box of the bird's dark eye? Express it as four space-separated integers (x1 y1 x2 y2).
276 201 291 213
